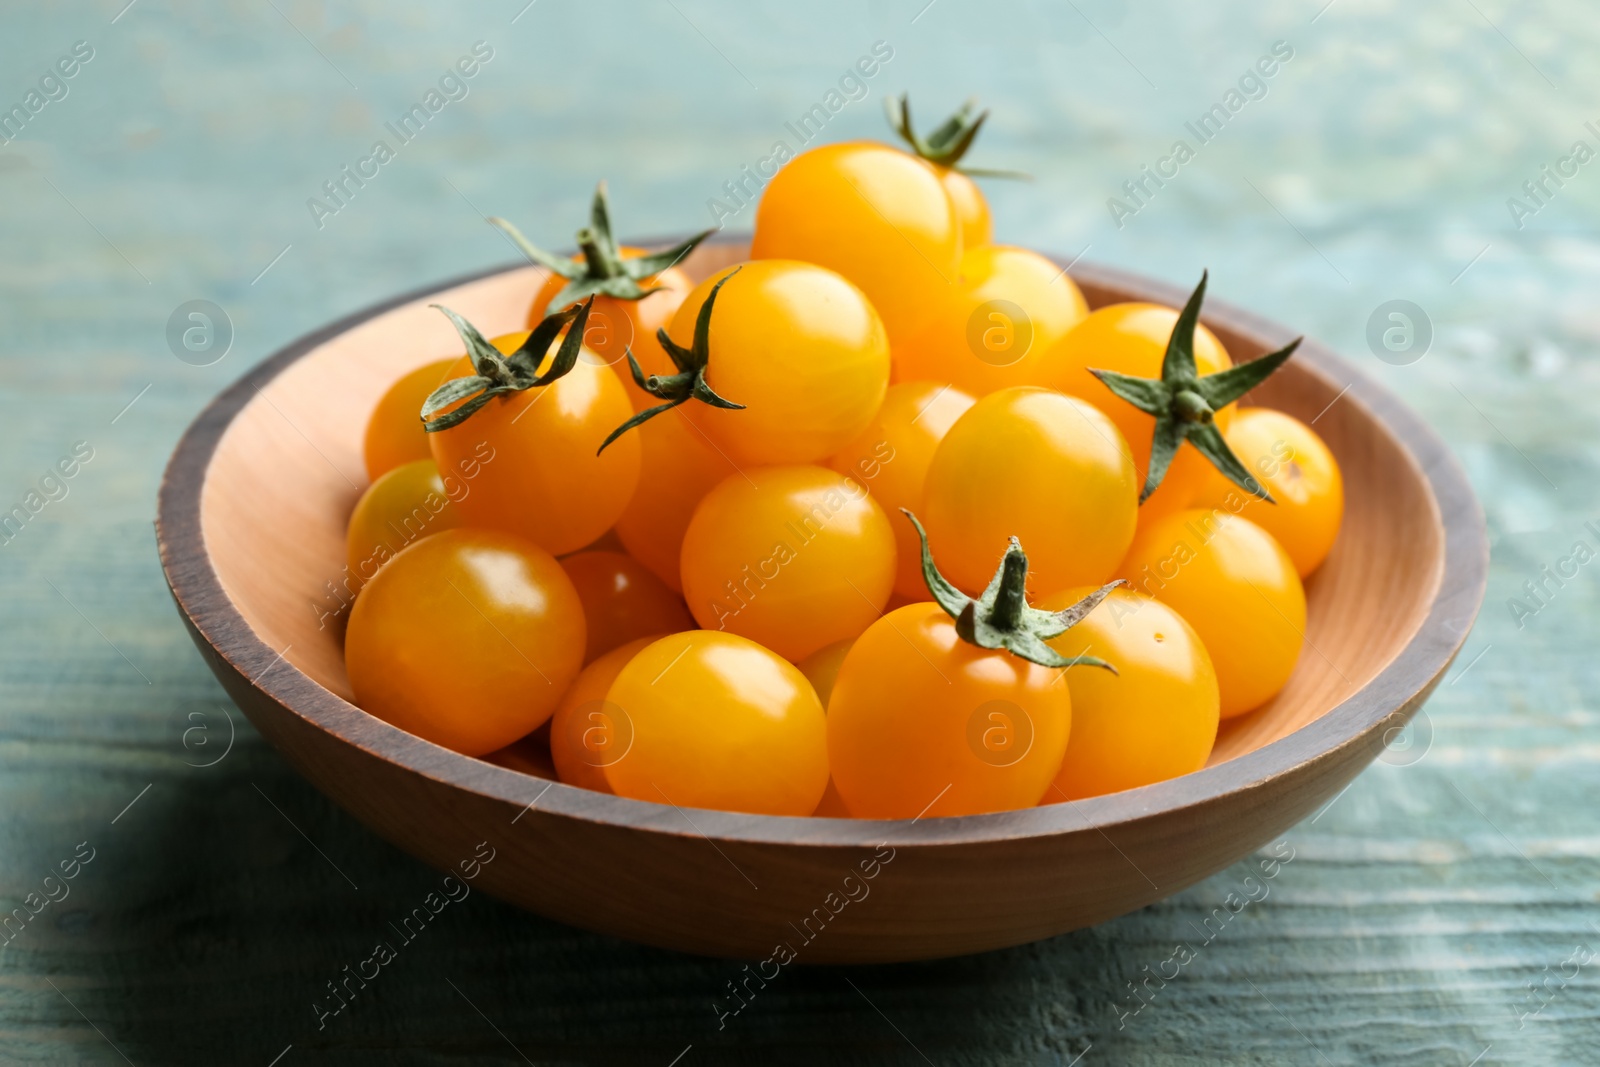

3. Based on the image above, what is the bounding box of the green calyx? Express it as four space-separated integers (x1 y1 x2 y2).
419 297 594 432
903 509 1121 673
883 93 1029 179
595 267 745 455
1089 270 1303 504
488 180 714 314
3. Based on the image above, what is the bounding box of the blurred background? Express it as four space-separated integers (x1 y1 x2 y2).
2 0 1595 1063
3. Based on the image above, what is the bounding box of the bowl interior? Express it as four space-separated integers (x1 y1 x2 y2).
199 242 1443 773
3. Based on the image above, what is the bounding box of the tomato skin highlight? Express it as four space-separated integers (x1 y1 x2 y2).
1191 408 1344 578
613 407 741 593
1040 586 1219 801
346 459 461 592
827 381 975 601
529 248 692 411
895 245 1089 398
427 332 640 557
751 141 962 347
1119 509 1305 719
602 631 829 816
363 358 458 481
345 528 586 756
937 166 992 248
558 550 694 664
827 603 1071 819
548 634 659 793
679 465 896 662
922 387 1139 597
665 261 891 466
1038 303 1235 523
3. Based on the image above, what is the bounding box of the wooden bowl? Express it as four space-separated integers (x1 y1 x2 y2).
156 238 1486 963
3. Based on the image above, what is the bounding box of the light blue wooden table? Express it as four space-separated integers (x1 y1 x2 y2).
2 1 1594 1063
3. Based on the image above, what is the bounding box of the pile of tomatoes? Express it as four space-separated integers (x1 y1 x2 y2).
342 98 1345 820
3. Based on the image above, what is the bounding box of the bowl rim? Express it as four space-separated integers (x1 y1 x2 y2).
155 239 1488 849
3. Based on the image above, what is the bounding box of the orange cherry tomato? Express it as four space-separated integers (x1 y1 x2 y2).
663 261 891 466
827 602 1070 818
827 381 975 600
529 247 691 410
1039 303 1235 523
345 528 586 756
1040 586 1219 801
922 386 1138 596
751 141 962 347
603 631 829 816
613 406 740 593
1191 408 1344 577
939 166 991 248
895 245 1089 397
346 459 460 591
548 634 658 793
679 465 896 662
1119 509 1305 718
428 331 640 557
558 550 694 664
363 358 457 481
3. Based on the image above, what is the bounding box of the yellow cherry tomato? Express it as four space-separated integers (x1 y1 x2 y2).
346 459 461 591
428 331 640 557
529 246 691 411
922 387 1138 596
1039 303 1236 523
896 245 1089 397
558 550 694 664
345 528 586 756
363 358 457 481
1119 509 1305 718
797 639 853 705
1191 408 1344 578
751 141 962 346
827 602 1070 818
1039 586 1219 801
663 261 891 466
680 465 895 662
548 634 658 793
827 381 975 601
939 166 991 248
614 406 741 593
603 631 829 816
798 639 854 817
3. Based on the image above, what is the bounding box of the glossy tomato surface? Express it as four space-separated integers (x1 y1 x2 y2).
1039 303 1235 523
602 631 829 816
827 603 1071 818
345 459 460 591
428 331 640 557
896 245 1089 397
751 141 962 346
548 634 658 793
679 465 896 662
922 387 1138 596
1041 586 1219 801
345 528 586 756
827 380 975 600
1192 408 1345 577
558 550 693 664
363 357 458 481
666 260 891 466
1119 509 1305 718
